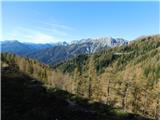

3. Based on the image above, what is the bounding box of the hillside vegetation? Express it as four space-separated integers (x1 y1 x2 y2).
56 35 160 119
1 35 160 119
2 64 153 120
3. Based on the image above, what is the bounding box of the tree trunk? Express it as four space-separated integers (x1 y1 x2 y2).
122 83 129 111
88 77 92 99
155 99 160 120
107 79 111 103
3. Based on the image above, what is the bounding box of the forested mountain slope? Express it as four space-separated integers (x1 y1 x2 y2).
55 34 160 119
1 35 160 120
2 64 153 120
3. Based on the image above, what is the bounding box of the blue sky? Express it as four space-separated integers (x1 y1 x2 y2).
2 1 159 43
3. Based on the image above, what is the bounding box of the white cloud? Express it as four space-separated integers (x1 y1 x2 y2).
36 26 69 36
41 22 73 31
25 33 58 43
4 27 60 43
3 21 74 43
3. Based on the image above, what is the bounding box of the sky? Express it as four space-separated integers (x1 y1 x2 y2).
1 1 160 43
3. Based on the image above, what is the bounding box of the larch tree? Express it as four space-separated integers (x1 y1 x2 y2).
88 55 99 100
102 64 116 104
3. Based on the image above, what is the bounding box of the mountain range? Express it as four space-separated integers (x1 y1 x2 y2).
1 35 160 120
1 40 54 55
1 37 128 65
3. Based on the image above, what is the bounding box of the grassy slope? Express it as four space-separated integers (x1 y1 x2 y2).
1 65 152 120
